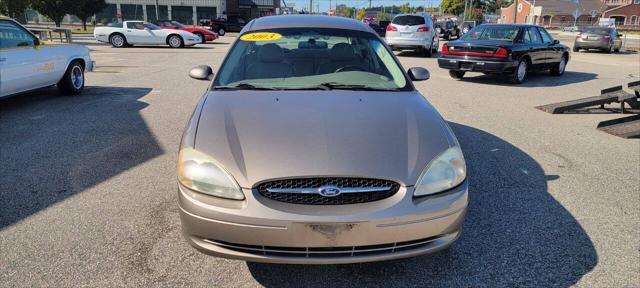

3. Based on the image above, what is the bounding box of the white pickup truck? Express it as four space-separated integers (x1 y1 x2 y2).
0 17 94 98
94 21 201 48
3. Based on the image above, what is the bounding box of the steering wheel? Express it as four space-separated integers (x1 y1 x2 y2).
335 66 366 73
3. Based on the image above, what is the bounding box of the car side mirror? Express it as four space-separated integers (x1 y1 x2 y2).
553 39 560 45
189 65 214 80
408 67 429 81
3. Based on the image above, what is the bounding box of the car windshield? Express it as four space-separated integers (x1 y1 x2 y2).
581 28 611 35
170 21 187 28
392 15 425 26
214 28 409 91
463 25 519 41
144 23 161 30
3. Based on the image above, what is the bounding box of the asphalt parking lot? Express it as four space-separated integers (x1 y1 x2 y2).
1 34 639 287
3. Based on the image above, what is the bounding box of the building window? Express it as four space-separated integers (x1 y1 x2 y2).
146 5 169 22
196 7 217 22
96 4 117 24
172 6 194 25
121 4 144 21
631 15 638 25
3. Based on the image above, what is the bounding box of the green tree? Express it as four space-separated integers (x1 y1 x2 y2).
30 0 75 27
335 4 352 18
399 3 411 14
0 0 29 23
440 0 466 15
483 0 512 14
356 8 366 21
378 11 389 21
73 0 107 30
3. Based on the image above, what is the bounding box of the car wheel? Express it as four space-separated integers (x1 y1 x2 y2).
424 41 433 57
194 32 205 44
432 37 439 54
614 47 620 53
168 35 184 48
572 46 579 52
218 28 225 36
509 59 528 84
109 34 127 48
550 55 567 76
449 71 465 79
58 60 84 95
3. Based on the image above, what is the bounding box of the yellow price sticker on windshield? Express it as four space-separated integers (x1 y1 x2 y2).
240 32 282 41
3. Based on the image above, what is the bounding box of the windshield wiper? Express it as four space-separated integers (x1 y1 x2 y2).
214 83 280 90
284 82 397 91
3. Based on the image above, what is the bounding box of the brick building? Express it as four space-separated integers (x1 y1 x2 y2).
500 0 607 28
602 2 640 27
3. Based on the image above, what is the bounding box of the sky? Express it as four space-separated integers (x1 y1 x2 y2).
284 0 444 13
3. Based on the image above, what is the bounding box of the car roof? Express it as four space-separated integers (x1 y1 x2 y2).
394 13 431 18
246 15 372 33
480 24 538 28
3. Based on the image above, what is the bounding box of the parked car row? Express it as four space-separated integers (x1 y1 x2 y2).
94 21 211 48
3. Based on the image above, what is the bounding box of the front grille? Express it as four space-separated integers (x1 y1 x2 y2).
204 236 441 258
255 177 400 205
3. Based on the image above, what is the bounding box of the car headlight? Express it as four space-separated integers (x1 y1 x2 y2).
414 146 466 197
177 148 244 200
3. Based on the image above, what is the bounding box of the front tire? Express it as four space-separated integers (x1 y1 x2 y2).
194 32 206 44
217 28 225 36
424 42 433 58
573 46 579 52
109 34 127 48
449 71 465 79
509 59 528 84
58 61 84 95
168 35 184 48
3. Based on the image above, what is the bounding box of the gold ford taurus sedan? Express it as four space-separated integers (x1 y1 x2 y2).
178 15 468 264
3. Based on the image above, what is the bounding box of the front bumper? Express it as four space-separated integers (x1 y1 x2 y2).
185 37 201 46
438 57 518 73
179 181 468 264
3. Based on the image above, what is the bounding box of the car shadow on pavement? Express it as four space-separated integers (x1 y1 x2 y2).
0 86 163 229
459 71 597 87
247 123 597 287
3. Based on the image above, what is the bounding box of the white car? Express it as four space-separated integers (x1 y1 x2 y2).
0 17 94 98
94 21 201 48
385 13 439 57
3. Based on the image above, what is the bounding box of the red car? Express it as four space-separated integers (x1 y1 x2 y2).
155 20 218 43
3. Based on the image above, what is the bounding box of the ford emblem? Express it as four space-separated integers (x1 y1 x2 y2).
318 186 341 197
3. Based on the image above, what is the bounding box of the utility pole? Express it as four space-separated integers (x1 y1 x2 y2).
513 0 518 24
463 0 469 21
309 0 312 14
155 0 159 21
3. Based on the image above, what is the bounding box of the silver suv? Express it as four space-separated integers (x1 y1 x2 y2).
385 13 438 57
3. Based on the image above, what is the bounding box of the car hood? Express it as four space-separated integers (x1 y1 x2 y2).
194 91 455 188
